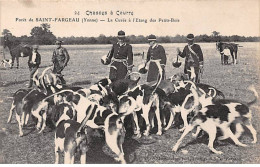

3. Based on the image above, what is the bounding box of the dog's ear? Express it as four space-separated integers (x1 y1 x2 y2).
72 94 80 105
65 92 74 102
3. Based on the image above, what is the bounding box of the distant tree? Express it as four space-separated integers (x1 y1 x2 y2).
88 37 98 44
158 36 171 43
172 34 186 43
2 29 12 37
41 23 50 32
30 23 56 45
212 31 220 37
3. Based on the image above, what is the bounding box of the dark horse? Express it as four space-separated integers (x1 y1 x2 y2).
216 41 239 65
3 36 32 69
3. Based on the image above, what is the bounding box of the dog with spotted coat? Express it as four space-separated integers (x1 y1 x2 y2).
55 119 88 164
172 85 258 154
34 89 133 163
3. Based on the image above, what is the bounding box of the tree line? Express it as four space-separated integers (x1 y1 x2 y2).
1 24 260 45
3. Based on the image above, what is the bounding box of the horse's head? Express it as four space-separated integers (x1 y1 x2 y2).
216 41 220 51
216 41 224 52
3 36 10 49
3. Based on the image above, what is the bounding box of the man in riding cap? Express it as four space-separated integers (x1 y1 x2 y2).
146 34 167 82
27 45 41 88
102 30 133 82
176 34 204 83
52 40 70 85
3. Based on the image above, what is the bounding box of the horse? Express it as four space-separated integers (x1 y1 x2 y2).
216 41 239 65
3 36 32 69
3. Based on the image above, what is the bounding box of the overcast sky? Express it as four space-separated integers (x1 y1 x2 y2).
0 0 259 37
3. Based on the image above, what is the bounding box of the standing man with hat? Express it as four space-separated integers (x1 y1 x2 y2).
145 34 167 82
176 34 204 83
102 30 133 82
27 45 41 88
52 40 70 85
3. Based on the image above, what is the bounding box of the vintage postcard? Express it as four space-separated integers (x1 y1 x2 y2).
0 0 259 164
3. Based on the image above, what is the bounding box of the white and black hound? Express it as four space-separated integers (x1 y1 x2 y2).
159 81 200 132
170 73 225 100
116 59 163 137
55 119 88 164
34 90 133 163
172 85 258 154
6 68 59 136
1 59 13 68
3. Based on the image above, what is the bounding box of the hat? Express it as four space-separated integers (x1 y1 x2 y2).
101 55 111 65
172 61 182 68
117 30 125 38
148 34 156 41
138 63 148 74
55 40 63 44
33 45 39 49
186 34 195 40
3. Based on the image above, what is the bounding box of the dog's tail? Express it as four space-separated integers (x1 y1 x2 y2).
76 104 96 134
216 90 225 99
247 85 258 106
208 88 225 99
190 86 200 110
151 60 163 94
32 69 40 86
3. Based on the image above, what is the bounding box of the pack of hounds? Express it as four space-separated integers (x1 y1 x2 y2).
6 63 258 164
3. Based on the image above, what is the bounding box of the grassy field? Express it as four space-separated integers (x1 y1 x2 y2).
0 42 260 164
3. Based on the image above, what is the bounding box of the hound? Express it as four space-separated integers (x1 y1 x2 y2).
34 90 132 163
0 59 13 68
172 85 258 154
51 103 77 127
117 60 163 137
7 89 32 136
118 84 162 137
63 90 132 163
55 119 88 164
161 82 200 132
77 78 112 98
169 73 225 100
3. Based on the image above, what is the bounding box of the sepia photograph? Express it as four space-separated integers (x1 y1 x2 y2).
0 0 259 164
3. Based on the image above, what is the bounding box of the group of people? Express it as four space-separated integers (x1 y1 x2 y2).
102 30 204 83
27 30 204 88
27 40 70 88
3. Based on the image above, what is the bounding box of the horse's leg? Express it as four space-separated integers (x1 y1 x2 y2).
234 50 238 64
221 54 224 65
16 56 19 69
231 52 235 64
11 54 15 69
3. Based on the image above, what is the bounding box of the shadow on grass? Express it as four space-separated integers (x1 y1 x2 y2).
83 127 141 164
0 80 28 87
123 137 141 163
38 65 52 69
178 130 234 152
85 135 117 164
